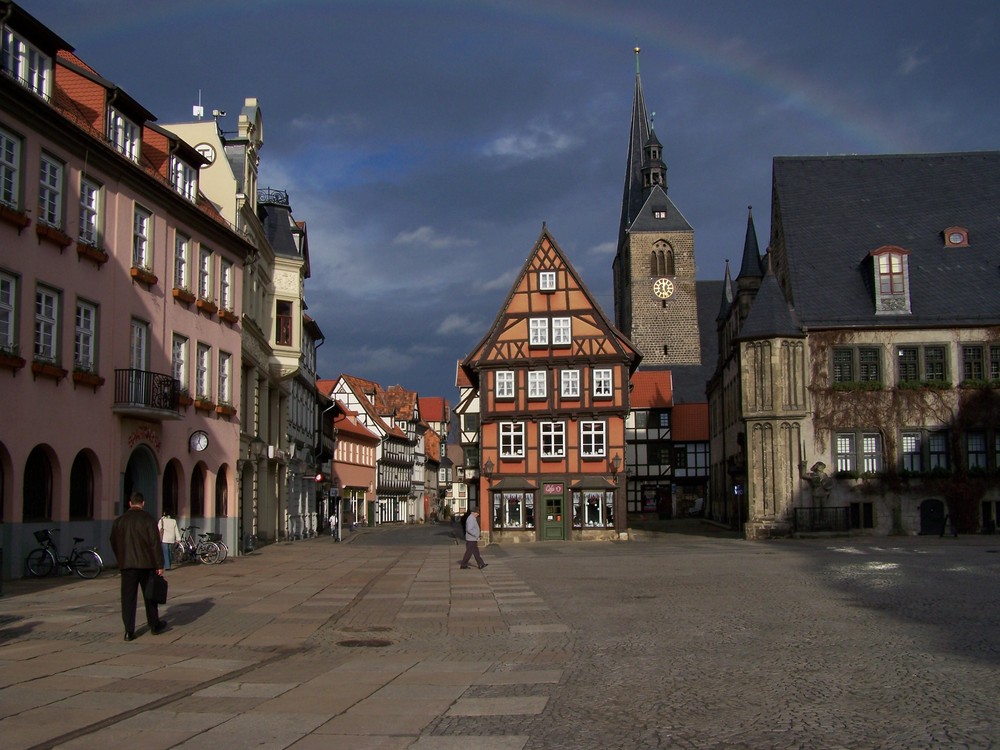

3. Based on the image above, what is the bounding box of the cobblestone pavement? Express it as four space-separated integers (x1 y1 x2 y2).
1 526 998 749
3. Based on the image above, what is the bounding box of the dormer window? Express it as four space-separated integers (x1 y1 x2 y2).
653 210 667 219
869 245 910 315
1 28 52 98
107 107 140 162
171 156 198 201
538 270 556 291
943 226 968 247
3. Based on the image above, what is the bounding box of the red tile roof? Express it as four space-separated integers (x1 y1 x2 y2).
629 370 673 408
418 396 448 423
671 403 709 441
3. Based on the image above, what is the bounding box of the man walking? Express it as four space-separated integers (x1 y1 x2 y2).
110 492 167 641
459 509 487 569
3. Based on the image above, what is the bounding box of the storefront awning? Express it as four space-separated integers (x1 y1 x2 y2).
490 477 538 491
569 476 617 490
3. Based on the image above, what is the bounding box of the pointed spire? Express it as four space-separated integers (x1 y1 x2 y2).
716 259 734 321
737 260 803 341
617 47 652 245
736 206 764 280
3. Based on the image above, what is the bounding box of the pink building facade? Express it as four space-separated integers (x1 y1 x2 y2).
0 3 250 577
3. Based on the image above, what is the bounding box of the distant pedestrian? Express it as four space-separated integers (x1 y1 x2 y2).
459 510 487 569
157 512 181 570
110 493 166 641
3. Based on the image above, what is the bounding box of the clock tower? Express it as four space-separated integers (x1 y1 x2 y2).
612 49 701 366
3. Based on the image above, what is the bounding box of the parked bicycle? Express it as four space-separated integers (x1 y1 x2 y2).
26 529 104 579
171 526 224 565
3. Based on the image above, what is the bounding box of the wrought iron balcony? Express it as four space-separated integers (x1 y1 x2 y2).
113 369 182 420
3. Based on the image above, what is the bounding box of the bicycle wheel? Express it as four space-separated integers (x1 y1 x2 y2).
73 549 103 579
214 541 229 562
197 542 221 564
26 548 56 577
170 542 185 566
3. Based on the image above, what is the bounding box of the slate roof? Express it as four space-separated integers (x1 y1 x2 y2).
628 184 692 233
258 200 300 259
737 268 803 341
774 152 1000 327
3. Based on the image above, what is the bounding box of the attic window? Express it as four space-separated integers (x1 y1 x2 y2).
869 245 911 315
653 210 667 219
943 226 968 247
538 270 556 291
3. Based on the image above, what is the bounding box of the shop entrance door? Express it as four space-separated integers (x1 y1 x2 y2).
541 483 565 540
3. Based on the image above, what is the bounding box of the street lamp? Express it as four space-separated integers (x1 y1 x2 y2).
482 457 494 479
609 453 622 478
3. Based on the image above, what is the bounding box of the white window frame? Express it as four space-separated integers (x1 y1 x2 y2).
170 155 197 201
130 318 149 370
218 351 232 405
561 369 580 398
528 370 547 399
552 317 571 346
580 421 606 458
196 342 212 400
34 286 59 363
219 258 233 311
171 334 188 391
78 176 100 246
132 205 151 269
108 107 139 161
593 368 613 398
539 270 556 291
499 421 525 459
198 247 213 300
495 370 514 399
174 233 189 290
540 421 565 458
0 271 16 352
74 299 97 372
2 28 51 97
529 317 548 346
0 126 21 208
38 153 63 227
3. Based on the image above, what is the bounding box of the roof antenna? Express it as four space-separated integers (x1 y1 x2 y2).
634 44 641 75
193 89 204 120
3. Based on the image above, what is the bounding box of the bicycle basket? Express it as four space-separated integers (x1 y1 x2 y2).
205 532 222 542
33 530 51 544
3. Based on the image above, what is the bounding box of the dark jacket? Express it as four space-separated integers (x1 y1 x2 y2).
110 507 165 569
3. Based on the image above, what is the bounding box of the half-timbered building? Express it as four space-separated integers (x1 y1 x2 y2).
461 227 641 542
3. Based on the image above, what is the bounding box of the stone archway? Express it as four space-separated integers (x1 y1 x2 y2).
124 444 159 514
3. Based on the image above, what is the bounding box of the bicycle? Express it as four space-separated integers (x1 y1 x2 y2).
202 531 228 562
174 526 223 565
26 529 104 579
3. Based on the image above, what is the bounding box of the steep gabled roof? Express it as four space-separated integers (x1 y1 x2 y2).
774 152 1000 327
418 396 449 423
737 266 804 341
628 183 692 233
629 370 672 409
737 206 764 280
617 52 652 247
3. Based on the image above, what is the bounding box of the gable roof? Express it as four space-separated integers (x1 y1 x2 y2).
738 267 803 341
629 370 673 409
418 396 449 423
628 184 692 233
774 152 1000 328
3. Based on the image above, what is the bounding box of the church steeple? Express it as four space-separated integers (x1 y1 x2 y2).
618 46 652 246
736 206 764 281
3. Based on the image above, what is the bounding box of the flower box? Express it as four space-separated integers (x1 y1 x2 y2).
218 308 239 324
172 287 196 304
0 204 30 231
216 403 236 416
76 243 108 266
0 351 26 372
196 298 218 315
35 222 73 249
130 266 158 286
176 393 194 406
72 370 105 388
194 397 215 411
31 361 68 382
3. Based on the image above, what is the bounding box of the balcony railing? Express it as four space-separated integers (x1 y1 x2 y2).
793 506 850 533
113 369 180 419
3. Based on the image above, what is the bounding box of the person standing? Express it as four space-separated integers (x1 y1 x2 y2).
459 510 487 569
110 492 166 641
157 512 181 570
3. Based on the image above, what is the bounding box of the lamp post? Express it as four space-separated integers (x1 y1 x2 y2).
246 436 266 550
610 453 622 534
481 457 493 515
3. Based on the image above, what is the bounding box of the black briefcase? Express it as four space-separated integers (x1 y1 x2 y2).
145 573 168 604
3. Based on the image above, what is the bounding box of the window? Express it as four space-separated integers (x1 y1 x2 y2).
832 347 881 384
276 300 292 346
173 234 189 289
967 432 987 471
499 422 525 458
962 345 987 382
871 247 910 313
539 271 556 291
495 370 514 399
861 433 882 473
580 421 606 458
108 107 139 161
897 345 948 384
493 491 534 529
528 370 547 399
552 317 571 345
901 431 922 472
171 334 188 391
130 319 148 370
593 368 613 398
928 432 950 471
2 28 51 97
529 318 548 346
0 126 20 207
836 431 882 474
464 446 479 469
38 154 63 227
78 177 100 246
170 156 197 201
198 247 212 300
74 300 96 372
573 490 614 528
674 443 709 477
34 286 58 362
659 412 671 429
132 205 151 269
992 346 1000 380
835 433 855 473
540 422 565 458
219 259 233 311
561 369 579 398
876 253 904 294
196 343 212 399
462 412 479 431
0 271 16 351
218 351 232 405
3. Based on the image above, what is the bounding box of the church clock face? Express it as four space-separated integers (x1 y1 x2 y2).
652 277 675 299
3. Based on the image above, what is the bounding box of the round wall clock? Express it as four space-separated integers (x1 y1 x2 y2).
653 277 675 299
189 430 209 452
